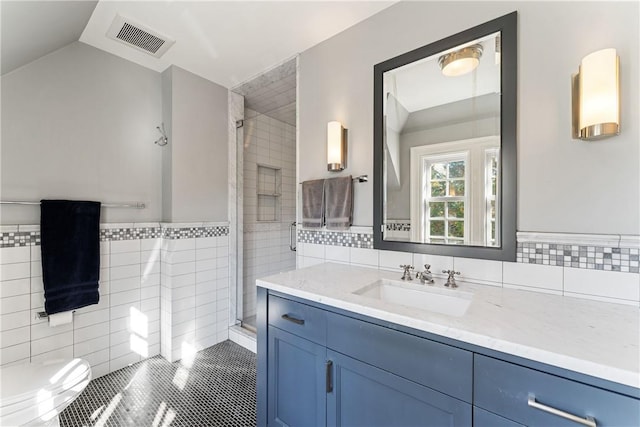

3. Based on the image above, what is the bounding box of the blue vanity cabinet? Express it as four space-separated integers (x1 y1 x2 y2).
264 293 472 427
327 349 472 426
259 289 640 427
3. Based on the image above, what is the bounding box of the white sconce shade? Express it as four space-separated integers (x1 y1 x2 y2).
574 48 620 140
327 121 347 171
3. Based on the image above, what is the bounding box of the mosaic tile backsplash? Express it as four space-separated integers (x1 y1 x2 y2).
518 242 639 273
0 224 229 248
298 228 638 274
298 229 374 249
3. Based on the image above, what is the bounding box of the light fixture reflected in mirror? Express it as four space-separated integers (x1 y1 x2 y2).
573 48 620 140
438 44 483 77
327 121 347 171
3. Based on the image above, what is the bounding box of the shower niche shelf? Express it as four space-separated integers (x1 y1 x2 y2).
257 164 282 222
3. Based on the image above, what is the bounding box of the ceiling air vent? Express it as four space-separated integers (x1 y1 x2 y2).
106 14 175 58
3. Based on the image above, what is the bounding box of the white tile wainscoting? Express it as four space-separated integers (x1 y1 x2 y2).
296 228 640 307
160 224 230 363
0 222 230 377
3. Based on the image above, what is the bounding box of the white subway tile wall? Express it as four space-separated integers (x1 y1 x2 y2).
242 109 296 323
161 234 229 363
0 224 230 377
296 229 640 307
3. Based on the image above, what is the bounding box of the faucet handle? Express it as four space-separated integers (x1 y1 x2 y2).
424 264 431 272
400 264 414 280
442 270 461 288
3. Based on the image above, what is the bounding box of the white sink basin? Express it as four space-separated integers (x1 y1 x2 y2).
353 279 472 317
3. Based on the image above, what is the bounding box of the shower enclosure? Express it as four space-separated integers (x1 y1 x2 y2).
233 59 297 331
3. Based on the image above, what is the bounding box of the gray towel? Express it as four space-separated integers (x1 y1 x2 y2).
302 179 325 228
324 176 353 230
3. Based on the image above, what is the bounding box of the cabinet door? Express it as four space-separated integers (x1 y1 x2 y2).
267 326 327 427
327 350 471 427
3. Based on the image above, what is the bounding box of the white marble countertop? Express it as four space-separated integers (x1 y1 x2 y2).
257 262 640 389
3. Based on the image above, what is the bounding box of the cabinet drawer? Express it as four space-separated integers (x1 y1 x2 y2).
268 295 326 345
474 354 640 426
326 312 472 402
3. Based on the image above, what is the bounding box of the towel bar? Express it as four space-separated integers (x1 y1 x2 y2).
1 200 146 208
299 175 368 184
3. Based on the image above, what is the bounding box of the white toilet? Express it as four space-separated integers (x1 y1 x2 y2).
0 358 91 427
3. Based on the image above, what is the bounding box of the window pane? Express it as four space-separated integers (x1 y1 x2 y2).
491 221 496 240
449 161 465 178
430 221 444 236
429 202 445 218
490 200 496 219
431 163 446 180
449 180 465 196
448 221 464 238
448 201 464 218
431 181 446 197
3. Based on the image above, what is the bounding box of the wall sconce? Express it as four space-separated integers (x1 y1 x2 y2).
572 48 620 140
327 121 347 171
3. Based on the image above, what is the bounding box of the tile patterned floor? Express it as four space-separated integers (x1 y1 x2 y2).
60 341 256 426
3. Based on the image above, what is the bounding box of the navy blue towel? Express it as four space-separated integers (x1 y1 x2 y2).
41 200 101 315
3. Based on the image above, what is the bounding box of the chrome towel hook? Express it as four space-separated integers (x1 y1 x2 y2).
155 123 168 146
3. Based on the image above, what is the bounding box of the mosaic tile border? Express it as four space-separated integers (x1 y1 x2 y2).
385 222 411 232
0 225 229 248
0 231 40 248
517 242 639 273
298 229 374 249
298 228 639 274
101 227 162 241
162 226 228 239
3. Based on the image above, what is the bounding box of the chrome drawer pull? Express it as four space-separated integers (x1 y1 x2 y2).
528 395 596 427
281 314 305 325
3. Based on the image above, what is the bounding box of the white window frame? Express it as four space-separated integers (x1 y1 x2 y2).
420 152 469 244
410 136 499 245
484 148 500 246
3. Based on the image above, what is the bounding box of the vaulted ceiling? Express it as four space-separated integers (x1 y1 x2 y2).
1 1 394 88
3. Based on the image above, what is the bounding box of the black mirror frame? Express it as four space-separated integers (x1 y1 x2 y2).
373 11 517 262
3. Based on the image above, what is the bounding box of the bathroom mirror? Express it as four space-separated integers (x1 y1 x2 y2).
373 12 517 261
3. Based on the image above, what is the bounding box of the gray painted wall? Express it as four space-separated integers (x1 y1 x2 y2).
1 43 229 224
1 41 163 224
162 66 229 222
298 1 639 235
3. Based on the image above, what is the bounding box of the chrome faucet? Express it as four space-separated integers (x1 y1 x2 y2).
443 270 461 288
400 265 414 281
416 264 434 285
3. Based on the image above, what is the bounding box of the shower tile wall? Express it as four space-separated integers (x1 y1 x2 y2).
242 109 296 321
0 223 230 377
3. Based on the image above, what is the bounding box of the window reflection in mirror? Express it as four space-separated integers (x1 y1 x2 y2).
382 32 502 247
